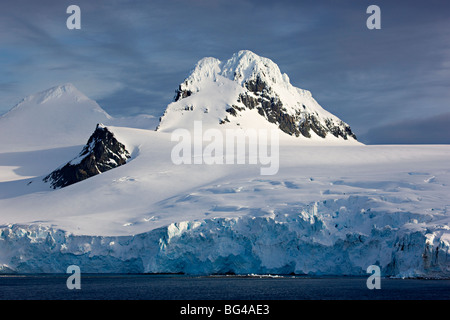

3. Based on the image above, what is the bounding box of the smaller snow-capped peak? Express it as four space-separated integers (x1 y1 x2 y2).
36 83 87 104
2 83 111 120
0 84 113 151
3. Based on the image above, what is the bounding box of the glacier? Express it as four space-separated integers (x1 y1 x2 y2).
1 132 449 277
1 194 449 277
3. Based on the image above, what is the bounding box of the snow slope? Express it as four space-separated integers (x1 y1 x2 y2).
0 124 449 277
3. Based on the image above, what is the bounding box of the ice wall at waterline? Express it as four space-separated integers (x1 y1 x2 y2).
1 196 448 278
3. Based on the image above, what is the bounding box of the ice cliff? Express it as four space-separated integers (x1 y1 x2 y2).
1 196 448 277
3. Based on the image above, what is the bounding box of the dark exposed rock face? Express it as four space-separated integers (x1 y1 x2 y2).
43 124 130 189
235 76 357 140
174 82 193 102
225 105 244 117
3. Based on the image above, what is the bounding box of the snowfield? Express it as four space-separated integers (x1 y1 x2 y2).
0 51 449 277
1 128 449 277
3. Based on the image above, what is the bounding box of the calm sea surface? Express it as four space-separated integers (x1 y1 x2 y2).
0 274 449 300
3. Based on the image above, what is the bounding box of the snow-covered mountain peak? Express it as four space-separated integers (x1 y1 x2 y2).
35 83 87 104
0 84 113 151
221 50 288 86
3 83 109 119
159 50 358 142
178 50 291 94
186 57 222 83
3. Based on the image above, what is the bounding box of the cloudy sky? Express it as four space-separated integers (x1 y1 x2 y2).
1 0 449 144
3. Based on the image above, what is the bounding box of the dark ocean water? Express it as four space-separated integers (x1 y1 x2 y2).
0 274 449 300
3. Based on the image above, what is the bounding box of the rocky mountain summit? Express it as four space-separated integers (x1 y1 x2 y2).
160 50 357 141
43 124 130 189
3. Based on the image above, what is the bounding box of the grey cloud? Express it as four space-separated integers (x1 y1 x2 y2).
0 0 449 145
360 112 450 145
